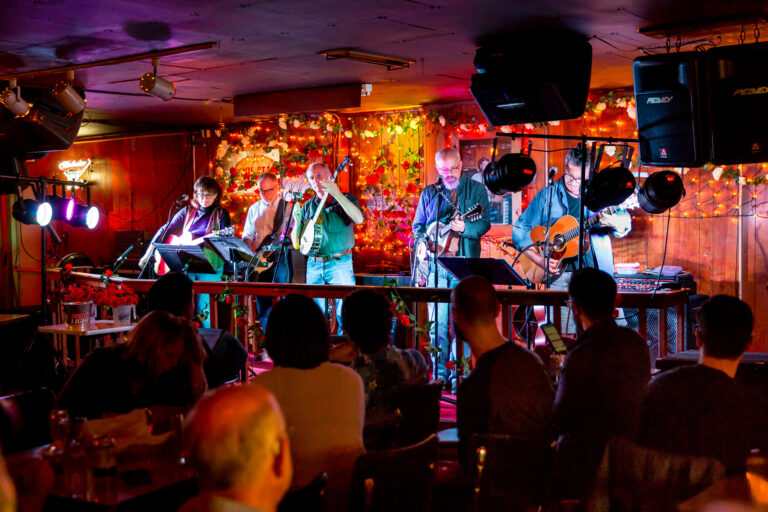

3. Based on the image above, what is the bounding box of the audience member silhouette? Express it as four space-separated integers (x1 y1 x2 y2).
56 311 207 418
553 268 650 498
638 294 768 473
146 271 195 319
180 385 292 512
252 294 364 510
341 289 429 412
452 275 554 473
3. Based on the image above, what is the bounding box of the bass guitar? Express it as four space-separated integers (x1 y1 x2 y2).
518 196 638 284
298 156 352 256
154 226 234 275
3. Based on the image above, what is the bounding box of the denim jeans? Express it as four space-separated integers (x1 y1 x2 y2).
426 263 459 381
189 272 221 328
306 252 355 334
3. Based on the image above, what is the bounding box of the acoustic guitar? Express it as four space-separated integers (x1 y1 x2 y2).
298 156 352 256
154 226 234 275
518 196 638 284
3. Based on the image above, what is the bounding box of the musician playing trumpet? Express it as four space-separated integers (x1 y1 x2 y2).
512 144 632 291
412 148 491 391
292 162 364 334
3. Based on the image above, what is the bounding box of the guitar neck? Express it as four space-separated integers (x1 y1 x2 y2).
308 156 351 225
560 206 618 243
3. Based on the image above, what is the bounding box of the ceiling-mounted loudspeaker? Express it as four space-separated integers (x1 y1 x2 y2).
706 41 768 165
0 86 84 159
470 28 592 125
633 52 708 167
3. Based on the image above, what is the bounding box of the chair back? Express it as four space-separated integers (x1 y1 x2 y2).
389 379 443 447
348 434 438 512
585 437 726 512
0 387 56 454
279 472 328 512
471 433 553 512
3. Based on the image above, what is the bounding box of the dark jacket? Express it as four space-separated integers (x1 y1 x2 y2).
412 174 491 258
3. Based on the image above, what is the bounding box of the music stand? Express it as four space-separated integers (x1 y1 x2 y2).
204 237 255 279
153 243 218 275
437 257 529 286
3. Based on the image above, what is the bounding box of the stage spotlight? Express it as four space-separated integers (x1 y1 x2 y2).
584 164 636 212
638 170 685 214
67 203 100 229
0 79 32 118
51 71 85 114
139 58 175 101
48 195 76 221
12 198 52 226
483 152 537 195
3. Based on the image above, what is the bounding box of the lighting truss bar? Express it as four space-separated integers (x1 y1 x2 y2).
639 12 767 39
495 132 638 144
0 42 219 81
318 48 414 70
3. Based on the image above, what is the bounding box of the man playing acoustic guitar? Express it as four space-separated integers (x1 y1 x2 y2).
292 162 364 334
412 148 491 391
512 145 631 295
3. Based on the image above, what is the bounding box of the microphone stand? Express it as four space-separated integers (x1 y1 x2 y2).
432 183 442 381
272 194 297 284
138 200 183 279
112 244 134 273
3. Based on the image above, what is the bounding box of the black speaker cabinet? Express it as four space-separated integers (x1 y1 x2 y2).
633 52 708 167
0 86 84 159
470 28 592 125
706 42 768 165
199 328 248 388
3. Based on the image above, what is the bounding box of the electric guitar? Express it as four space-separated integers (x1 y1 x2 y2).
518 195 638 284
154 226 235 275
298 156 352 256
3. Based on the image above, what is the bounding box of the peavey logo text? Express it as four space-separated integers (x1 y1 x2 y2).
733 86 768 96
647 96 673 104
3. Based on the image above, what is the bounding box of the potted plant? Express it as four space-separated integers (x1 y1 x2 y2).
96 282 139 325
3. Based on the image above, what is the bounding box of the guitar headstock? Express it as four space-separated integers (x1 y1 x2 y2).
218 226 235 237
464 203 483 222
618 193 640 211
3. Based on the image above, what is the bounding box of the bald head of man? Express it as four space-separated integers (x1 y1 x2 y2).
184 385 292 512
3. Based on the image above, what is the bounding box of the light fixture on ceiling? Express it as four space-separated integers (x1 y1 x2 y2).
139 57 176 101
0 79 32 118
51 70 85 114
318 48 414 70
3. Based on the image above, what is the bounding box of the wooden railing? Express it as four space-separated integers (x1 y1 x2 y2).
48 269 690 359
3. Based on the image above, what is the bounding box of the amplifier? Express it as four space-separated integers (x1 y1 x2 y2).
615 272 696 293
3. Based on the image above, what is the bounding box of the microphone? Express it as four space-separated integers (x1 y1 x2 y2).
174 193 189 204
548 167 557 184
435 177 445 191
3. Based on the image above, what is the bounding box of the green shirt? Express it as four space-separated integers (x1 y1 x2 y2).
299 193 361 256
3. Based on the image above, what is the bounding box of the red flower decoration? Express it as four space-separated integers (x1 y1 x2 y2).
382 189 391 197
405 182 418 194
229 167 237 177
365 174 380 186
402 162 410 171
445 361 456 370
236 316 248 327
63 263 73 271
399 314 411 327
104 269 114 277
243 180 253 190
225 295 234 304
374 166 385 175
192 321 200 328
